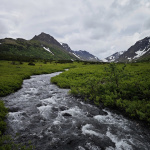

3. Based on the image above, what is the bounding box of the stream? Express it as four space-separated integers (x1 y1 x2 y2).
2 72 150 150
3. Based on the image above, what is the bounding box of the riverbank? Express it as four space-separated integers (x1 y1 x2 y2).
0 60 77 149
0 60 76 97
2 72 150 149
51 62 150 125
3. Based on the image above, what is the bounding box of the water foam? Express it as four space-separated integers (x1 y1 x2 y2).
40 97 57 105
106 128 132 150
37 105 52 119
60 106 85 117
94 110 130 131
82 124 103 138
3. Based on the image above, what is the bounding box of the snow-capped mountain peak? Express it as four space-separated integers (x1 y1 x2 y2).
105 51 126 62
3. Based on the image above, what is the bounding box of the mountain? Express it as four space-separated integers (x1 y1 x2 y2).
32 32 62 47
0 33 79 61
105 51 125 62
61 43 100 61
60 43 72 53
73 50 100 61
116 37 150 62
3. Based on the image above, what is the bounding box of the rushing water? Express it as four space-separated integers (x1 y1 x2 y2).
2 72 150 150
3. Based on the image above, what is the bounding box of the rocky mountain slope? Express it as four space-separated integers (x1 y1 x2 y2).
61 43 100 61
103 36 150 62
105 51 125 62
0 33 78 61
116 37 150 62
32 32 62 48
73 50 100 61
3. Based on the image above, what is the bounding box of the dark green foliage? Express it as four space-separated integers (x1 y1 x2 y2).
28 62 35 66
0 101 8 134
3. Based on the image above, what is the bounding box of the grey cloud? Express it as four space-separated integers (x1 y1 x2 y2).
121 24 141 36
143 19 150 30
0 21 8 35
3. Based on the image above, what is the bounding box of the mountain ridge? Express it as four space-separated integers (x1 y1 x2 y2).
104 36 150 62
0 32 101 62
116 36 150 62
32 32 63 48
105 51 125 62
61 43 101 62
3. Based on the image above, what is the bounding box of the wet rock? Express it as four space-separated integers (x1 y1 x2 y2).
59 106 68 111
62 113 72 117
87 108 100 117
87 108 108 117
99 110 108 116
8 107 20 112
52 107 58 111
30 115 42 123
36 103 42 107
22 112 28 117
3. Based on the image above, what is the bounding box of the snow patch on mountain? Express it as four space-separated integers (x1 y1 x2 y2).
105 51 125 62
72 53 81 59
43 47 54 55
133 48 148 59
116 36 150 62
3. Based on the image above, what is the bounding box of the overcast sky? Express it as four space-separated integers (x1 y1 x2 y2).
0 0 150 59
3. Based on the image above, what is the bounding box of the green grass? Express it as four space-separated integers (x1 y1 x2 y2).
0 60 77 97
51 62 150 124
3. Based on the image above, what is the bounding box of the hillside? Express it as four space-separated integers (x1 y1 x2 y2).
0 33 78 61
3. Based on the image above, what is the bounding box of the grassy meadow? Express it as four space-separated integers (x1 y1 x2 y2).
0 60 77 97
